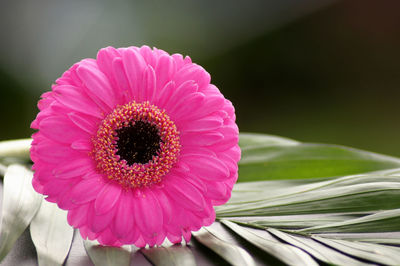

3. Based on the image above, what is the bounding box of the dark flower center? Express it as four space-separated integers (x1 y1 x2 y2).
92 101 180 188
115 121 162 165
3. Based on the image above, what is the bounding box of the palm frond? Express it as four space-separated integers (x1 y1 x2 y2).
0 134 400 265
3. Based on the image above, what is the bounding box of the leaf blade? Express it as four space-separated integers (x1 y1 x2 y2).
267 228 372 266
193 227 255 266
0 165 42 261
0 139 32 161
313 236 400 265
239 133 400 182
30 199 74 266
299 209 400 233
221 220 318 266
83 240 132 266
141 245 196 266
217 175 400 217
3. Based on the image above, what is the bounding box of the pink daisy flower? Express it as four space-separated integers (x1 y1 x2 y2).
30 46 240 247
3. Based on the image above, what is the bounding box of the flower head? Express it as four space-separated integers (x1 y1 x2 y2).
30 46 240 246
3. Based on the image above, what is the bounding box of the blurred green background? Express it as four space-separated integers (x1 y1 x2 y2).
1 0 400 156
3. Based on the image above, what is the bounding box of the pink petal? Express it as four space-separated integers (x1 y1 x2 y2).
134 236 146 248
122 228 140 244
142 65 156 102
179 145 216 158
55 65 81 87
177 94 225 122
96 47 125 104
76 64 116 110
33 167 53 186
79 225 99 241
40 116 87 144
97 47 120 76
67 112 98 134
182 154 230 181
217 152 238 174
153 81 175 108
140 45 157 67
37 91 56 111
174 63 210 90
43 178 79 202
121 48 146 101
143 235 158 247
32 178 44 193
88 203 118 233
180 131 224 146
202 203 216 225
67 203 90 227
134 190 163 238
71 139 92 151
184 210 203 230
94 181 122 215
69 177 105 204
231 145 242 161
54 85 103 118
53 157 95 179
35 141 79 164
155 55 176 90
155 232 166 246
222 98 235 118
204 181 229 202
171 53 185 69
209 126 239 152
164 173 206 212
163 80 198 111
57 184 79 210
167 92 204 116
171 94 207 121
113 191 135 238
179 115 223 132
182 228 192 243
185 174 207 194
112 58 131 101
31 106 53 129
167 233 182 244
152 189 173 224
97 228 119 245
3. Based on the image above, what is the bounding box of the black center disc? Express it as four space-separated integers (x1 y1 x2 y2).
115 121 162 165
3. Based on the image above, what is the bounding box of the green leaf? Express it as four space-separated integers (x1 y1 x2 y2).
239 133 299 149
239 133 400 182
225 213 363 230
198 222 283 265
216 174 400 217
267 228 370 266
192 227 255 266
299 209 400 233
221 220 318 266
315 232 400 245
2 135 400 266
141 245 196 266
0 165 42 261
83 240 132 266
30 199 74 266
313 236 400 265
0 139 32 161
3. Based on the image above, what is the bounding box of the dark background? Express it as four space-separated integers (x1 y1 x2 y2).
1 0 400 156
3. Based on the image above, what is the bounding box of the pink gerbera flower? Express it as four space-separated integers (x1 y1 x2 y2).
30 46 240 247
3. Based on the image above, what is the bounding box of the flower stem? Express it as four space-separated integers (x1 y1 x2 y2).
0 139 32 161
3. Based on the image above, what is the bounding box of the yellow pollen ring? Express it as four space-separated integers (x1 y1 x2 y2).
91 101 180 188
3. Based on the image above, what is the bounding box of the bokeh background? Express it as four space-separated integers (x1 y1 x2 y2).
1 0 400 156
